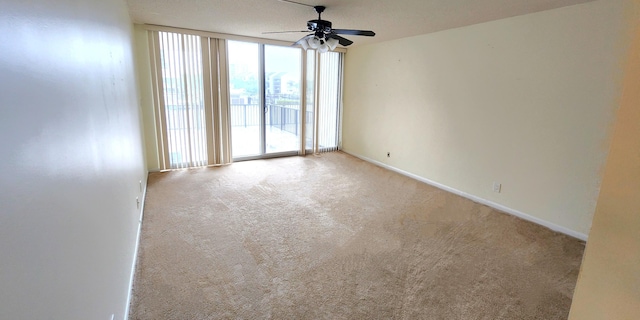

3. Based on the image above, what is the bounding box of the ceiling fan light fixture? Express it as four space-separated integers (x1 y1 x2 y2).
302 36 335 53
326 37 339 51
300 39 310 50
308 36 321 49
318 44 330 53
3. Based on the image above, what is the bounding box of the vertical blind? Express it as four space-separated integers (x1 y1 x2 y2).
304 50 316 152
315 51 342 153
149 30 232 170
157 32 207 169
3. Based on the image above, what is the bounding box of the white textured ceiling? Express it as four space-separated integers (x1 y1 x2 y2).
126 0 595 47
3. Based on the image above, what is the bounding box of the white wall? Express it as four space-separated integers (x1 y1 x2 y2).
570 1 640 317
342 0 629 237
0 0 146 319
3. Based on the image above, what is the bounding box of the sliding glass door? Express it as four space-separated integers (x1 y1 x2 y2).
228 41 261 157
228 41 302 159
264 45 301 154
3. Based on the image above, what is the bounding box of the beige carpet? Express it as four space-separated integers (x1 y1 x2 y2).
129 151 584 319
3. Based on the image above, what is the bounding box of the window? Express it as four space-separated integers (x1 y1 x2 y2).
147 28 343 169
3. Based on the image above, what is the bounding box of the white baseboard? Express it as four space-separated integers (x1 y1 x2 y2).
342 151 588 241
124 172 149 320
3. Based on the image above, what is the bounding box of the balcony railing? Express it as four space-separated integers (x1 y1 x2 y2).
229 104 313 134
163 103 316 160
163 103 312 132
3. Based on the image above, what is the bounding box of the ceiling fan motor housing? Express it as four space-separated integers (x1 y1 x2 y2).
307 20 332 35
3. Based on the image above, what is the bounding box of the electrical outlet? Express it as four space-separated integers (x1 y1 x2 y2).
387 152 390 158
136 197 140 209
493 182 502 193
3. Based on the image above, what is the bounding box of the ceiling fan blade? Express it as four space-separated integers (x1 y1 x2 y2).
277 0 314 8
263 30 309 34
328 34 353 47
332 29 375 37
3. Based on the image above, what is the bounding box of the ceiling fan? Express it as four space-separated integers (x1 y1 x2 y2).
264 0 375 52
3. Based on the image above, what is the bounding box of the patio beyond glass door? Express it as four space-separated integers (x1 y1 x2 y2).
264 45 301 154
228 41 261 158
228 41 301 159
